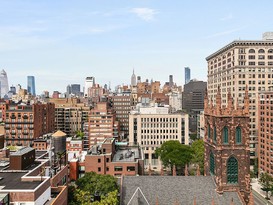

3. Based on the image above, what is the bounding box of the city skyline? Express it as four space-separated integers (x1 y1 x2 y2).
1 0 273 94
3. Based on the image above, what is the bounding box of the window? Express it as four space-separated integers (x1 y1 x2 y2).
213 126 217 142
106 158 109 163
249 49 255 53
236 127 242 144
223 126 228 144
258 49 265 53
208 124 211 139
98 158 101 163
98 167 101 172
114 166 123 171
127 166 136 171
227 157 238 183
210 152 215 175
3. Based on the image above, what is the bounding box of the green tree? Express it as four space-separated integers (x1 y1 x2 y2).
259 172 273 199
155 140 193 174
191 139 204 174
69 172 119 204
190 133 198 141
76 130 85 139
92 190 119 205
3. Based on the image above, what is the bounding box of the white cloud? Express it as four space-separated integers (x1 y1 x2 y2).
220 13 233 21
205 28 242 39
130 8 158 21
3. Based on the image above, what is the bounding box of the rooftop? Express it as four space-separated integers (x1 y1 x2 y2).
10 147 34 156
206 39 273 60
0 172 42 190
112 147 140 162
121 176 243 205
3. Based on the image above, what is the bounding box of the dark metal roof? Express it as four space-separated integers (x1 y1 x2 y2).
10 147 35 156
121 176 243 205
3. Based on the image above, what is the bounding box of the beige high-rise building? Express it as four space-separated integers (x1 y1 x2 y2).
129 103 189 172
206 32 273 165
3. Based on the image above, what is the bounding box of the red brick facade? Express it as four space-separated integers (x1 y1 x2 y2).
204 87 251 204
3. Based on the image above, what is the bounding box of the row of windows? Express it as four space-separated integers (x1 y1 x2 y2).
141 118 179 123
141 129 178 134
208 125 242 144
210 153 238 184
141 123 178 128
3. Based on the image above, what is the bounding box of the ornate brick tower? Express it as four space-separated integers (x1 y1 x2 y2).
204 86 251 204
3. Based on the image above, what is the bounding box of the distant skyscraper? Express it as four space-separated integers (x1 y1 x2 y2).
169 75 173 87
184 67 191 85
27 76 36 96
131 69 136 86
71 84 81 95
66 85 71 94
137 76 141 83
84 77 95 97
10 85 16 94
0 69 9 98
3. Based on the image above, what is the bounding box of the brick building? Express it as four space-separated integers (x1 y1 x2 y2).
0 147 68 205
88 102 119 147
49 98 90 137
204 87 251 204
69 138 144 181
4 101 55 146
258 89 273 175
112 94 132 139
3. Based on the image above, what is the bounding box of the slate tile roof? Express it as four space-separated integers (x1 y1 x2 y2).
121 176 243 205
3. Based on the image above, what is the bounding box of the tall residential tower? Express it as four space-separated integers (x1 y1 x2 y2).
27 76 36 96
184 67 191 85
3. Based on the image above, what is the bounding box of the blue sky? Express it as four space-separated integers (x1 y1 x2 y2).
1 0 273 94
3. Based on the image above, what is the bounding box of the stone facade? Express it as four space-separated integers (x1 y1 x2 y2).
204 86 251 204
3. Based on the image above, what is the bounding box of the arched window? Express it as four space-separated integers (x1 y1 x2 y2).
236 127 242 144
227 157 238 183
210 152 215 175
249 49 255 53
258 49 265 53
268 49 273 53
223 126 228 144
208 124 211 139
213 126 217 142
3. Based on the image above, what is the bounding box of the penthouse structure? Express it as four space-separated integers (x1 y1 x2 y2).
129 102 189 172
206 32 273 165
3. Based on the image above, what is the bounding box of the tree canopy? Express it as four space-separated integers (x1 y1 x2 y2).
69 172 119 204
191 139 204 174
155 140 193 172
259 172 273 199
